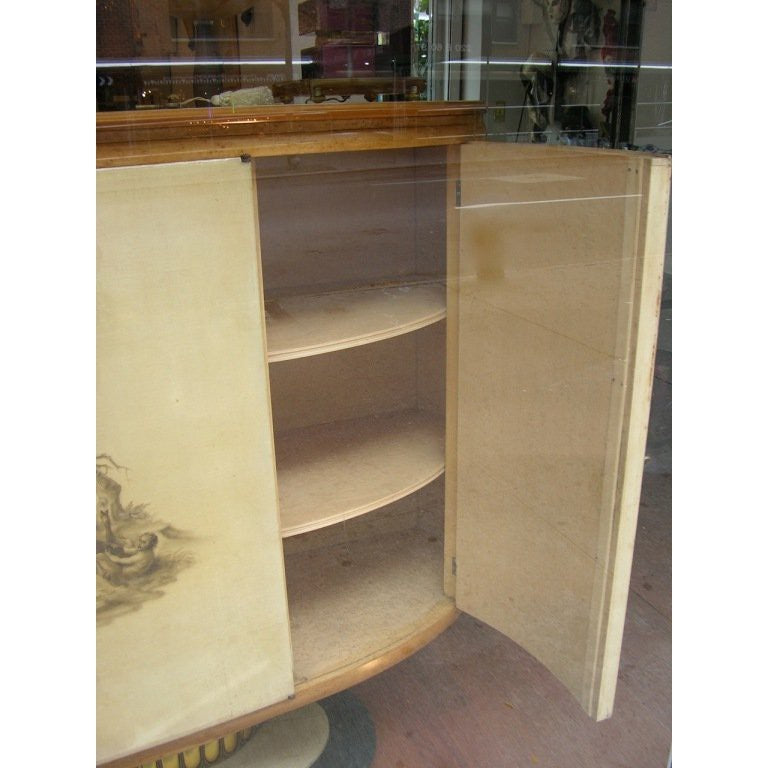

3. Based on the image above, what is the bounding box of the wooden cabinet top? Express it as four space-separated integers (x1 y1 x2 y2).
96 102 486 168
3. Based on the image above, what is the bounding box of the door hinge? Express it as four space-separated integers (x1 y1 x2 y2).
455 180 462 208
452 557 457 576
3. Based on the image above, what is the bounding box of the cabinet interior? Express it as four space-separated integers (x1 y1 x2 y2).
255 147 452 684
96 133 669 765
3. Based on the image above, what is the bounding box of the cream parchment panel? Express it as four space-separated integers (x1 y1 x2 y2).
96 159 294 763
452 144 669 720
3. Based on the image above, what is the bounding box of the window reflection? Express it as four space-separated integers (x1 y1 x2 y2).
96 0 670 151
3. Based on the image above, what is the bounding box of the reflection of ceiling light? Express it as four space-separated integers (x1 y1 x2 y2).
96 59 293 67
96 57 672 72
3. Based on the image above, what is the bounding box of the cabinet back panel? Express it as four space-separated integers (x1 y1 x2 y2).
269 322 444 434
254 148 446 297
269 333 418 433
416 320 447 416
283 483 447 685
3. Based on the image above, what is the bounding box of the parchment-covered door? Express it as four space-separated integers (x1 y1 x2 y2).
97 159 294 763
451 144 669 720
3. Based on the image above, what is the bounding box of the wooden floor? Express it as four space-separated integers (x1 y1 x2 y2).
349 273 673 768
351 472 672 768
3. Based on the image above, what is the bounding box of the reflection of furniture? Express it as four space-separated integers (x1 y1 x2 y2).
96 103 670 768
272 76 425 102
298 0 412 79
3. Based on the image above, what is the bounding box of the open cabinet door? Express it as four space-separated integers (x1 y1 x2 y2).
450 143 670 720
97 159 294 764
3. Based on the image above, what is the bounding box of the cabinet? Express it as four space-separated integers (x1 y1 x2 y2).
96 104 670 767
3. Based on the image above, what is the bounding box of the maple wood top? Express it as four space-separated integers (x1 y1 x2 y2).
96 102 486 167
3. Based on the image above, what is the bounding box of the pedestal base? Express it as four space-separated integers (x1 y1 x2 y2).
223 704 330 768
227 692 375 768
150 692 376 768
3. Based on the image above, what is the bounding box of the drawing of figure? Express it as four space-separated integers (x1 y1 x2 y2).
97 507 159 583
96 455 194 625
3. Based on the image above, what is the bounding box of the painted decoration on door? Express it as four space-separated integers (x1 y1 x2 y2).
96 454 195 626
97 159 295 764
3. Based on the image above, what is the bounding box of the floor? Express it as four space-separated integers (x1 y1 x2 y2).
349 276 673 768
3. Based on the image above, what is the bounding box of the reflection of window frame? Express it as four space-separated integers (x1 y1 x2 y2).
169 15 180 54
490 0 518 45
240 1 276 42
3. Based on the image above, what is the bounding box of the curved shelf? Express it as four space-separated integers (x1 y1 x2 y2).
111 594 458 768
284 523 452 685
266 283 446 362
275 409 445 537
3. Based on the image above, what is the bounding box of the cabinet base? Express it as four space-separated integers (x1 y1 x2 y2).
162 693 375 768
222 703 330 768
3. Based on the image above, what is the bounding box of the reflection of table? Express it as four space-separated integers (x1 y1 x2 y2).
272 77 426 103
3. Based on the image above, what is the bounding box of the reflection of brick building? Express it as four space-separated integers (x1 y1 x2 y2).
97 0 135 59
97 0 185 108
96 0 142 109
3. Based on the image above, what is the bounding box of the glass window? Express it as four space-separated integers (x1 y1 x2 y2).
96 0 670 150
